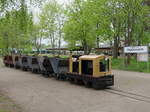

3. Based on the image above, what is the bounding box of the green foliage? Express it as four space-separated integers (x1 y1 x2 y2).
63 0 100 52
0 9 33 54
0 0 35 55
63 0 149 55
112 58 150 73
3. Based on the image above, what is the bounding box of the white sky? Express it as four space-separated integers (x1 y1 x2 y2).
30 0 72 23
57 0 71 4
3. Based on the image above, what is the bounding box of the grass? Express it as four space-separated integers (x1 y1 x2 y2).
0 58 3 68
0 110 9 112
46 55 69 58
0 92 22 112
112 57 150 73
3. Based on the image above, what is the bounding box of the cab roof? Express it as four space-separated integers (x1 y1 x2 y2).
79 55 104 60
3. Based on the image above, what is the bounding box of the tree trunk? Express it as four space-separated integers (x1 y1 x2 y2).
126 12 132 65
83 40 91 55
36 48 40 56
58 30 62 55
113 35 119 59
50 33 55 56
96 37 99 48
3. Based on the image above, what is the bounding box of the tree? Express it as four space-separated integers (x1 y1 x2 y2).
39 0 62 54
104 0 125 58
0 0 44 56
64 0 111 54
0 5 33 55
64 0 94 54
120 0 150 64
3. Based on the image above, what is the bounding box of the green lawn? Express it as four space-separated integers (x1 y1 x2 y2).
0 58 3 68
0 93 22 112
112 57 150 73
38 54 69 58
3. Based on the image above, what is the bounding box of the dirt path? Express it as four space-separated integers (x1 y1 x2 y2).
0 67 150 112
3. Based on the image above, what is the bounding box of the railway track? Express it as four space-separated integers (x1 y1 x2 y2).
105 88 150 104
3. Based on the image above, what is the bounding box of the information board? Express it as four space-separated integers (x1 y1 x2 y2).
124 46 148 53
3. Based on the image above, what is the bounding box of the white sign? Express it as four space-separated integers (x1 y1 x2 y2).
124 46 148 53
137 53 149 62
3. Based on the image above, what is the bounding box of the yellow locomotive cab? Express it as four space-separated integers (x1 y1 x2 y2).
79 55 111 77
69 55 112 77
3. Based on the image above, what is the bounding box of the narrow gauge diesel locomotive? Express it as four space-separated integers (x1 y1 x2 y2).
3 55 114 89
67 55 114 89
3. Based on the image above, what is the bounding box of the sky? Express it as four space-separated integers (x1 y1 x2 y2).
57 0 71 4
30 0 71 23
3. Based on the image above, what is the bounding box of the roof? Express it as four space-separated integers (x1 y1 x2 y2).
79 55 104 59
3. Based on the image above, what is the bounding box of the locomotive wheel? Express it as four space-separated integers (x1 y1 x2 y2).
73 79 82 85
92 82 105 90
69 78 74 83
76 79 84 85
71 78 76 84
83 80 92 88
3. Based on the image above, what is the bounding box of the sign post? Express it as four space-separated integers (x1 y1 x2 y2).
124 46 149 72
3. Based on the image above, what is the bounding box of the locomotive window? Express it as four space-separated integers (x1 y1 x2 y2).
72 57 79 73
81 60 93 75
99 58 109 72
73 61 79 73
